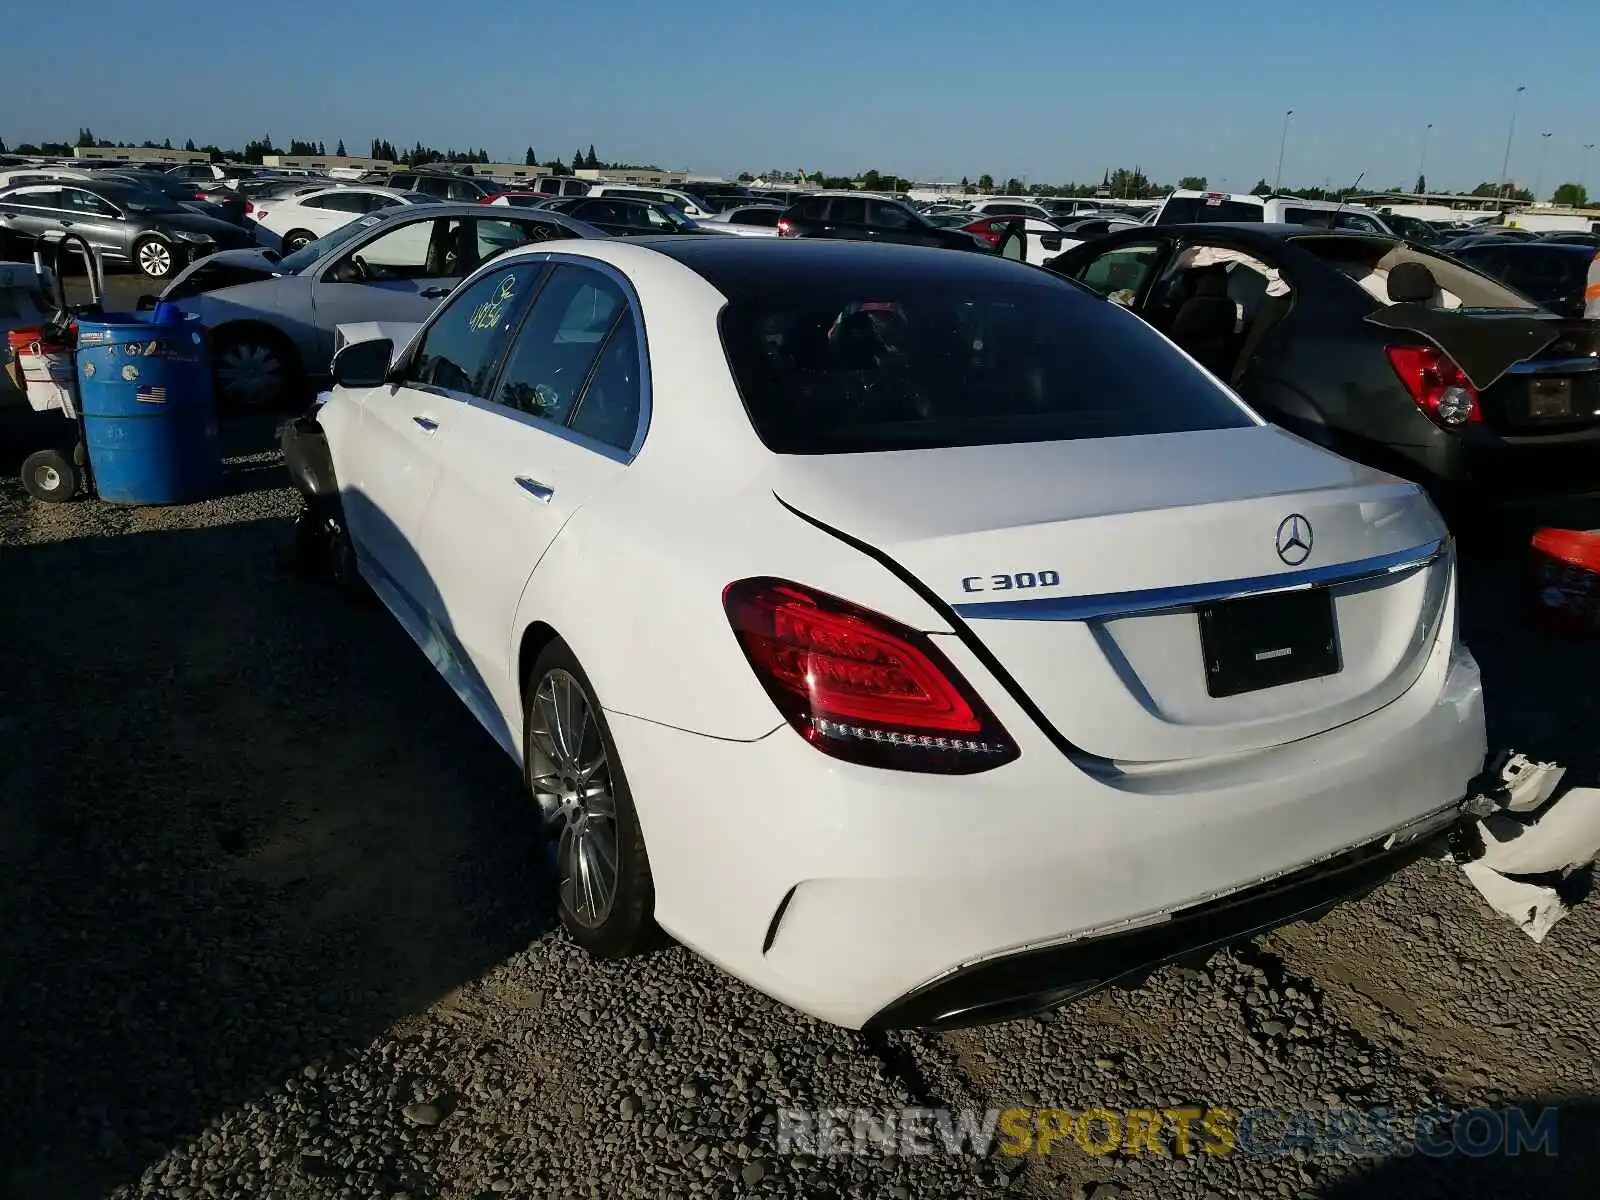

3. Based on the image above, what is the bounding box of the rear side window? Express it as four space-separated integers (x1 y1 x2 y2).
718 276 1254 453
1157 197 1263 224
732 208 781 227
798 197 829 220
1293 236 1538 311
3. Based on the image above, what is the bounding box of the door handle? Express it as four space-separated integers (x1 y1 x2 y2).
515 476 554 503
412 416 439 432
419 286 451 299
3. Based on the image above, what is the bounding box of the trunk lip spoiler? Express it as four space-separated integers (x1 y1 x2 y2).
953 538 1447 624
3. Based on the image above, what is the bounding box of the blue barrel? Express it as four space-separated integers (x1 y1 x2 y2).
76 310 222 505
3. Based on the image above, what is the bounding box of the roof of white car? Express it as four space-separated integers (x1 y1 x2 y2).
295 185 414 201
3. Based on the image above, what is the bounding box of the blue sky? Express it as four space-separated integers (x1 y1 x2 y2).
3 0 1594 193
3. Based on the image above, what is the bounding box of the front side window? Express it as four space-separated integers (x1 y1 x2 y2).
63 189 119 217
718 274 1254 454
829 198 867 224
477 216 575 261
491 266 626 423
1076 243 1166 303
868 201 913 230
405 265 536 396
328 218 455 280
448 180 484 202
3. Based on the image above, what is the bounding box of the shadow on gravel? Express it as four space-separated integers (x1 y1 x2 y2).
1317 1096 1599 1199
0 516 554 1200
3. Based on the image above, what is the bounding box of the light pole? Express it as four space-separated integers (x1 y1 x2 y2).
1418 122 1432 192
1273 110 1294 193
1584 144 1596 201
1498 85 1526 201
1533 131 1552 203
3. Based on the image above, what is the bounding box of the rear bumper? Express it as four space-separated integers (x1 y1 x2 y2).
609 635 1486 1029
863 806 1461 1029
1393 427 1600 511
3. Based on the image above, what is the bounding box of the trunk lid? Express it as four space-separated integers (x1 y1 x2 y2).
1476 319 1600 436
770 426 1451 763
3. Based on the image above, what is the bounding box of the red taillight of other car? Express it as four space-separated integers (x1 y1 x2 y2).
1386 345 1481 428
723 578 1019 773
776 219 794 237
480 193 501 204
963 219 1004 248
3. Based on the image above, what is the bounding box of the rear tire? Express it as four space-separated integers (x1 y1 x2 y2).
281 229 316 254
21 448 79 502
523 639 656 957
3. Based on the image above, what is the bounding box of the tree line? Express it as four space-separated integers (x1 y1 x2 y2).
0 136 1588 206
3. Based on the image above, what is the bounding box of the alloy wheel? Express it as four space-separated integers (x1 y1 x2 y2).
527 668 618 928
138 241 172 277
216 341 284 408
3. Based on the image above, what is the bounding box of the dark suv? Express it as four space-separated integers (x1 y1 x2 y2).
777 193 991 251
386 170 499 203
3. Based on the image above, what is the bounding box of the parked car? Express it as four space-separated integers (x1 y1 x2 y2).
961 215 1080 265
165 163 272 188
0 179 254 278
1055 215 1145 240
523 176 591 198
1450 241 1597 319
251 186 440 253
583 184 715 219
537 196 715 237
286 235 1484 1029
776 192 993 252
1046 224 1600 521
1152 191 1394 234
386 170 501 203
1537 230 1600 250
94 170 245 226
157 203 602 408
483 193 556 209
967 197 1056 222
696 204 786 236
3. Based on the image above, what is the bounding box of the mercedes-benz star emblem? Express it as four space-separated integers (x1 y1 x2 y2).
1276 514 1313 566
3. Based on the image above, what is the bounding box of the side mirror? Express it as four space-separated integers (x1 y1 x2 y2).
331 338 394 389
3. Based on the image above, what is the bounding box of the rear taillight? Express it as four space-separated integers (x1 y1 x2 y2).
963 221 1002 248
1386 344 1481 428
244 201 256 215
776 219 794 237
723 578 1019 773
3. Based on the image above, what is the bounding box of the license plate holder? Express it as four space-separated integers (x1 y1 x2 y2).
1197 588 1341 698
1528 377 1574 420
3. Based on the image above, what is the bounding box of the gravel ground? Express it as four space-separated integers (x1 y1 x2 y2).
1 373 1597 1199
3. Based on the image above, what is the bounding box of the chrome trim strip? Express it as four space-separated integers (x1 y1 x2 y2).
1504 356 1600 376
953 539 1446 623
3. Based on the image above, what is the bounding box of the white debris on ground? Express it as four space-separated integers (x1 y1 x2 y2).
1456 752 1600 942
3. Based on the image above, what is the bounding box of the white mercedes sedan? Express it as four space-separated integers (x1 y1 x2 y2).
293 236 1487 1029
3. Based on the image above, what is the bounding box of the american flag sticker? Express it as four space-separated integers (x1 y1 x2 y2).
135 385 168 405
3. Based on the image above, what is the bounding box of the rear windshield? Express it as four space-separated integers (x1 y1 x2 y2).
1157 197 1263 224
1292 236 1538 312
719 277 1255 454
